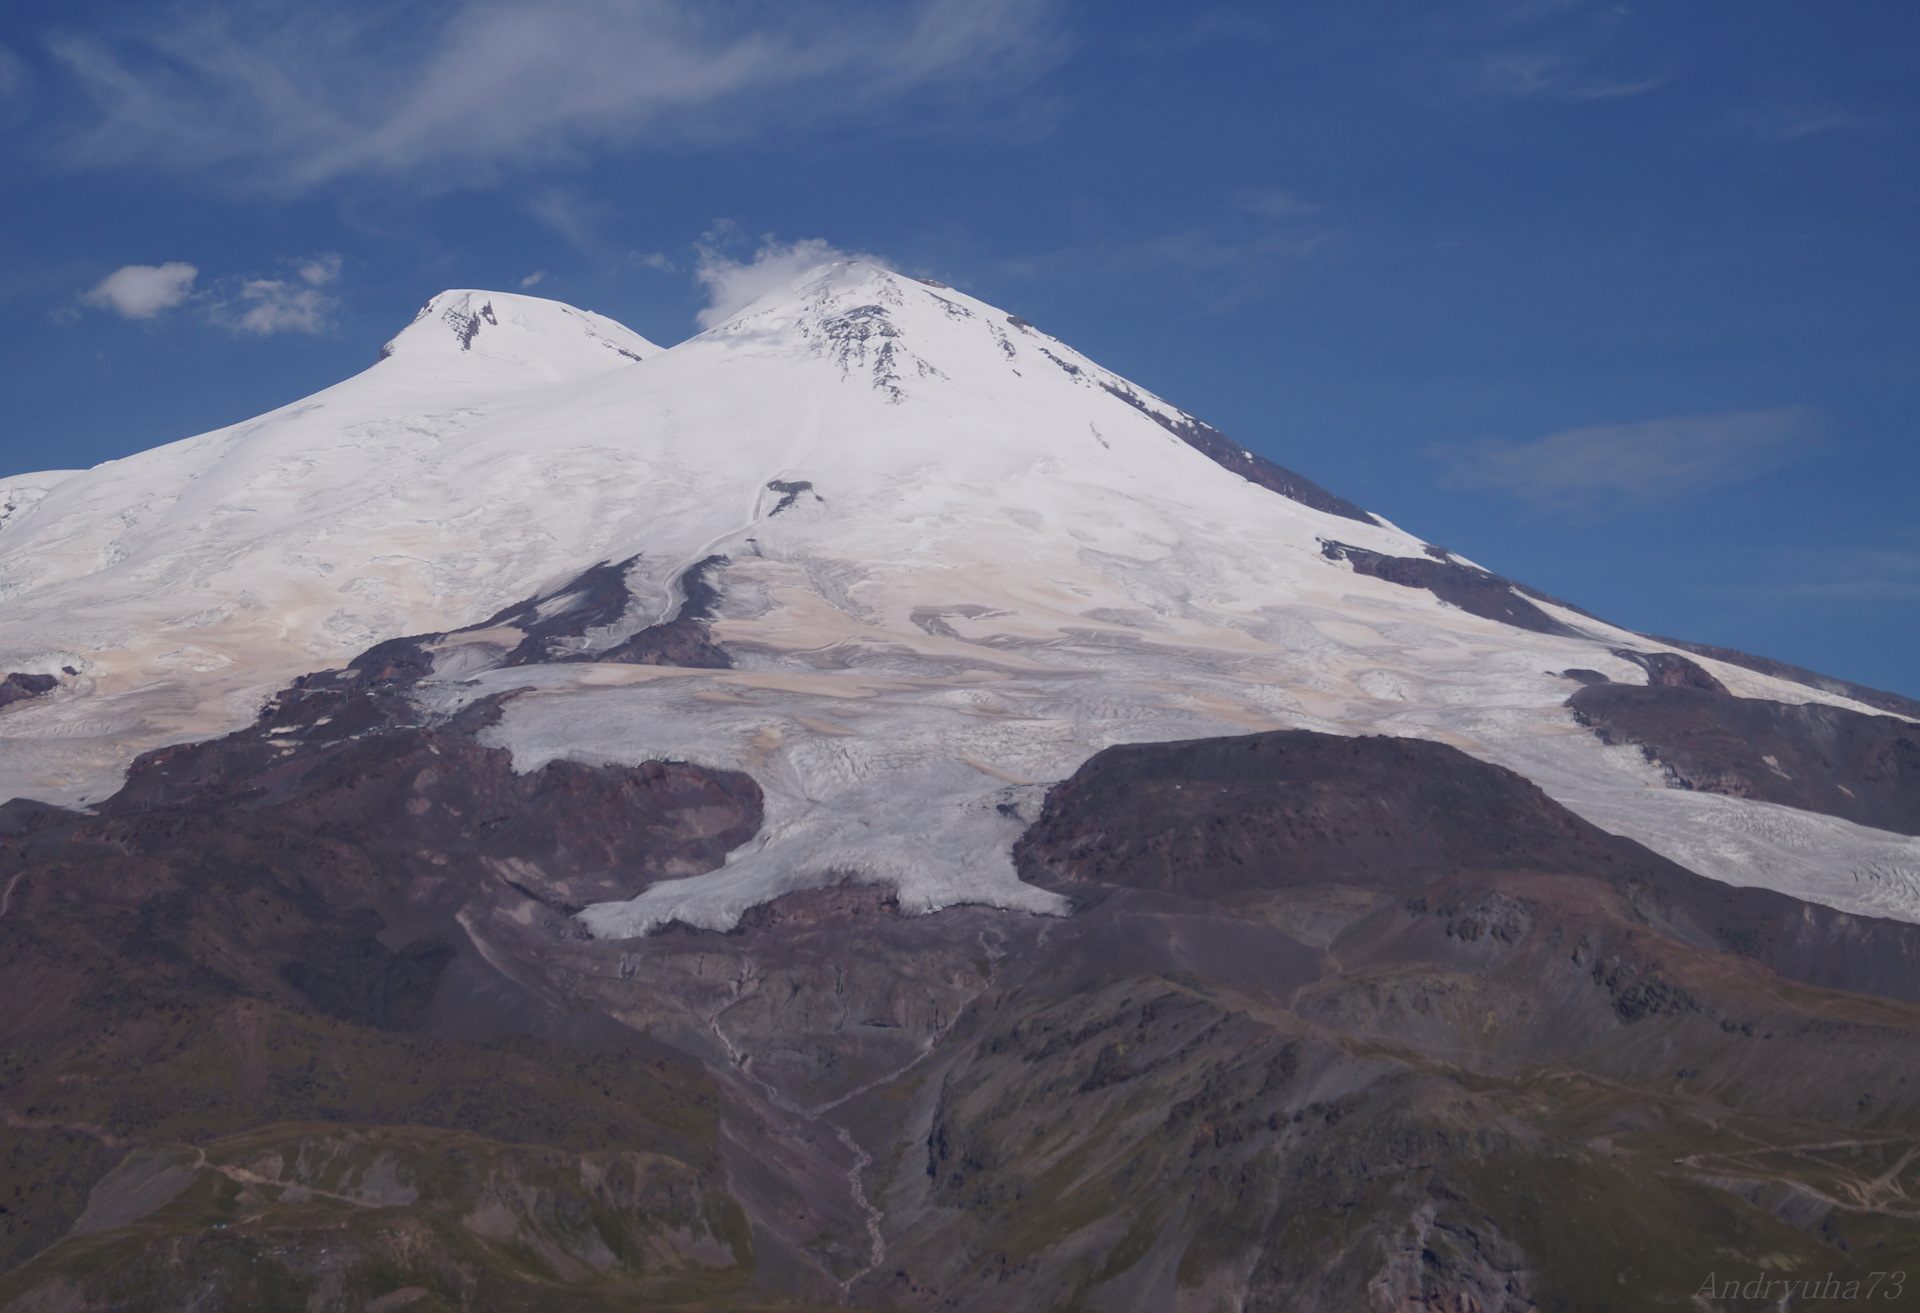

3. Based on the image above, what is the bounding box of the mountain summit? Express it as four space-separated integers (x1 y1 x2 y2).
374 288 661 382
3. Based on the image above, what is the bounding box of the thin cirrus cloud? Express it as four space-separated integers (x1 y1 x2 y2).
1434 406 1822 513
42 0 1065 193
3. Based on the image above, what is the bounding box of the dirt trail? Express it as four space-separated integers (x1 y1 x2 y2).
0 871 24 920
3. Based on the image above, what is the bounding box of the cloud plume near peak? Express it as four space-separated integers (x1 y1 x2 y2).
43 0 1064 193
694 237 892 329
1435 406 1822 512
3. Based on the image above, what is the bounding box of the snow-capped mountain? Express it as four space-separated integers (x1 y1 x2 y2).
9 262 1920 1313
2 262 1917 934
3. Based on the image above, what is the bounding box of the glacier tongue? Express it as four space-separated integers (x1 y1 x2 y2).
2 260 1917 932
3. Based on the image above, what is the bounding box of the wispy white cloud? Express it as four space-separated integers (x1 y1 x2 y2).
223 277 337 335
1434 407 1822 512
1775 553 1920 603
520 270 546 288
1459 49 1668 101
1723 104 1887 143
296 252 341 286
694 235 892 329
0 41 29 102
1128 10 1276 55
1232 187 1319 219
1722 531 1920 608
77 254 341 334
1429 0 1669 103
81 261 198 318
526 188 622 259
988 187 1340 316
43 0 1065 193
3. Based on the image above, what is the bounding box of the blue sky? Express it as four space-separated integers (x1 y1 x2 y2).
1 0 1916 694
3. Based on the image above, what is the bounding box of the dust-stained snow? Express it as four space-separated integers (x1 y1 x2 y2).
4 263 1917 930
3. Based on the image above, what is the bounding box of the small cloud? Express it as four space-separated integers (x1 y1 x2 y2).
225 278 338 335
520 270 546 287
81 261 199 319
1233 188 1319 219
298 253 342 286
631 251 675 272
1434 407 1822 513
694 236 892 329
1724 105 1886 143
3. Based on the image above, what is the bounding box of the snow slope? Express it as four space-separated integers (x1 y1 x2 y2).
3 264 1916 932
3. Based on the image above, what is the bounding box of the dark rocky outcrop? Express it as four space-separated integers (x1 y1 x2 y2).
99 675 762 911
0 672 56 711
1017 730 1647 898
1571 682 1920 836
764 479 819 516
1094 378 1379 524
1320 540 1582 636
343 552 733 687
1015 728 1920 1007
1611 647 1730 693
1645 633 1920 720
585 554 732 668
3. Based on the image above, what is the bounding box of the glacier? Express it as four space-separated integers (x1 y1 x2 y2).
2 261 1917 935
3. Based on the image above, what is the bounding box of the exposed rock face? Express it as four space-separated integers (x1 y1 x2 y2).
1014 728 1920 1006
1319 541 1580 636
1570 682 1920 837
1645 633 1920 720
0 673 56 712
343 552 733 693
1610 648 1730 693
1097 379 1379 524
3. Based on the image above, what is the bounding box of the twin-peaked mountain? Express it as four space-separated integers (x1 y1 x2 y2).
1 263 1918 1311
